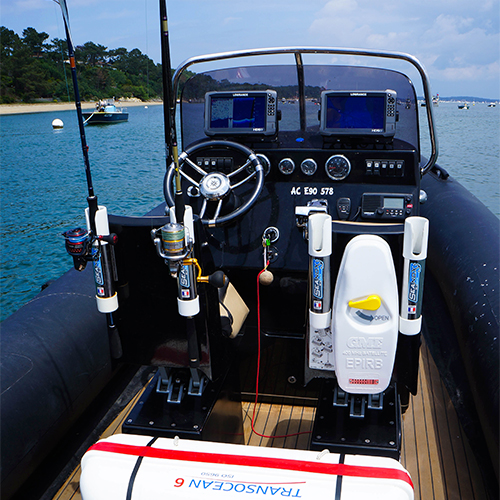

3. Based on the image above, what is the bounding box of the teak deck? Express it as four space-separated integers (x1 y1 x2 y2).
53 342 487 500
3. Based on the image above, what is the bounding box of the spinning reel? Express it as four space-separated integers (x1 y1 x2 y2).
63 227 117 272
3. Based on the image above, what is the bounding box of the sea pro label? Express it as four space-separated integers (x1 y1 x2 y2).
407 261 425 319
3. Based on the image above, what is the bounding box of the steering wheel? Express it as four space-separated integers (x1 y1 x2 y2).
164 140 265 226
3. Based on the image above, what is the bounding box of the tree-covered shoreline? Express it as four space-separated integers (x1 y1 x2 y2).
1 26 163 104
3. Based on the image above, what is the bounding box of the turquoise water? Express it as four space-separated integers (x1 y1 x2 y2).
419 102 500 214
1 102 499 321
1 105 166 321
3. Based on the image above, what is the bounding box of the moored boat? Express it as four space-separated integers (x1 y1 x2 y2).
82 99 128 124
1 2 498 499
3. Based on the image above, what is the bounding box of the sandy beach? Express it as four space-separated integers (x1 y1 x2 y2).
0 100 162 115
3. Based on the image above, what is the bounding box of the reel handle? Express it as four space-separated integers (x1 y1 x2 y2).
96 233 118 245
207 270 227 289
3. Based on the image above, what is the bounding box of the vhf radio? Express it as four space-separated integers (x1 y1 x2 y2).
361 193 414 220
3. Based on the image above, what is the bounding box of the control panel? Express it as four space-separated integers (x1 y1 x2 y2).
365 159 405 177
245 148 417 186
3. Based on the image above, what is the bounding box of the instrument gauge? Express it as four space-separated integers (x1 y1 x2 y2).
300 158 317 176
325 155 351 181
278 158 295 175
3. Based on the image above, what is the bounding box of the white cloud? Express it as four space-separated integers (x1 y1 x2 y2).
307 0 499 94
223 17 242 26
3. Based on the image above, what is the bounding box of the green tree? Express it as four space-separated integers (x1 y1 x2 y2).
0 26 164 102
22 27 49 57
76 41 108 67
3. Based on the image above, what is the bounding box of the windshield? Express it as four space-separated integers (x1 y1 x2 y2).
180 64 419 151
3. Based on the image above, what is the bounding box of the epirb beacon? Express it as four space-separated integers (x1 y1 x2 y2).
204 90 278 136
320 89 397 138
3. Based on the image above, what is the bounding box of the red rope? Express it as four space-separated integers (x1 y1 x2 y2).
251 264 312 440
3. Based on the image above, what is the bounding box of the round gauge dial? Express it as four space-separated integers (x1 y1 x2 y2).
278 158 295 175
325 155 351 181
300 158 317 176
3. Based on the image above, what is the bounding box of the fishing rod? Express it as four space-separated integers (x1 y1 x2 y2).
155 0 208 391
57 0 122 358
57 0 96 223
159 0 185 224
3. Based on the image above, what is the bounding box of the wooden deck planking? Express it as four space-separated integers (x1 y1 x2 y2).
243 401 315 449
402 344 446 499
52 386 146 500
421 342 488 500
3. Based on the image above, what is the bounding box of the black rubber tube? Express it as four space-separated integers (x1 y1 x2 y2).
421 169 499 484
1 268 112 498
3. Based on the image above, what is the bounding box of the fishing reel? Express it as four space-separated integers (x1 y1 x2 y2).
151 222 192 276
151 216 226 319
63 227 117 271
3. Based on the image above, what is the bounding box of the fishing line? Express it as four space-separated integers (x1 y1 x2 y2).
145 0 150 100
252 263 312 440
52 1 71 102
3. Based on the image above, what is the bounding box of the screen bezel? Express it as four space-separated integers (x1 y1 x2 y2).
204 91 277 137
319 90 396 137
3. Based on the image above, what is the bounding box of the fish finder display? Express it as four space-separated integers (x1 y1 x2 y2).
205 90 277 136
320 90 397 137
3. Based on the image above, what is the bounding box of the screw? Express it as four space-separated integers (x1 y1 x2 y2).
149 421 154 425
288 375 297 384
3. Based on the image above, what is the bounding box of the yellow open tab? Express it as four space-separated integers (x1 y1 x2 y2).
348 294 381 311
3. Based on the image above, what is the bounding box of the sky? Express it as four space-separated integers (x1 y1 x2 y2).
2 0 499 99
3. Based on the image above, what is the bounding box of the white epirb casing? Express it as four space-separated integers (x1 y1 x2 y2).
332 235 399 394
80 434 414 500
85 205 119 313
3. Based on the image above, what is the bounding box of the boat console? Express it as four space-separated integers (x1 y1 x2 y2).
105 50 435 462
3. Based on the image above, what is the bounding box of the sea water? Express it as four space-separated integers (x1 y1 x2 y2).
0 102 498 321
